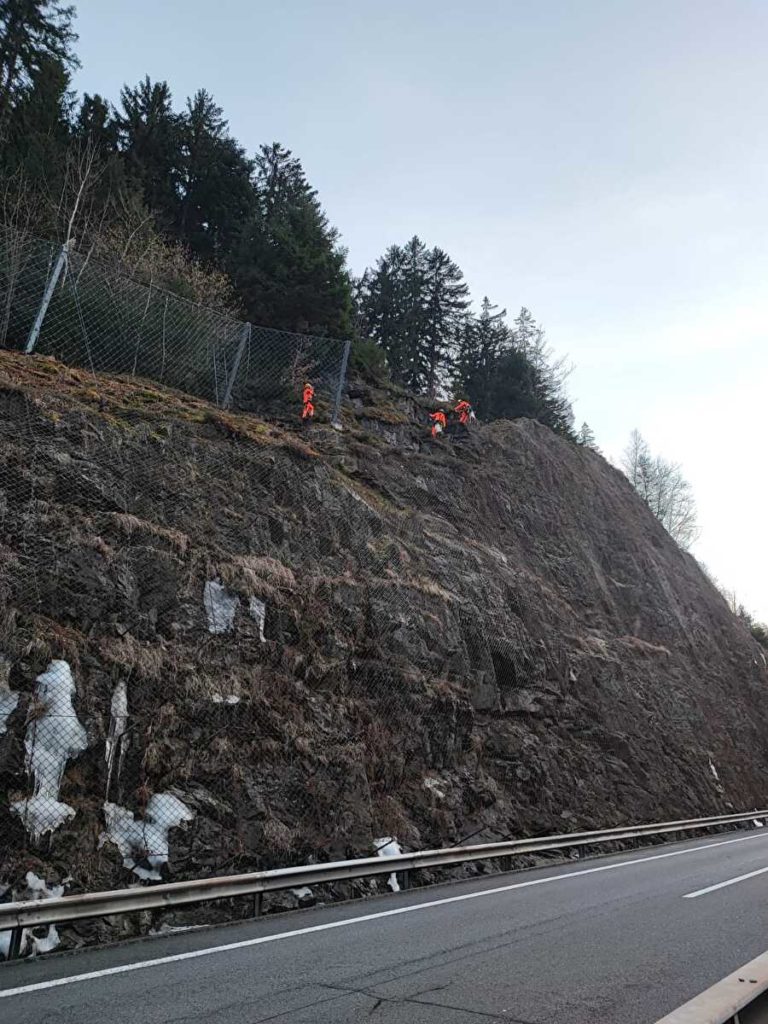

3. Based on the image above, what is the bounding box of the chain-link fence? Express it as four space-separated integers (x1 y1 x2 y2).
0 227 350 421
0 225 566 957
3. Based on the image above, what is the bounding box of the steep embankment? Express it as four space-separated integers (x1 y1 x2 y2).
0 351 766 929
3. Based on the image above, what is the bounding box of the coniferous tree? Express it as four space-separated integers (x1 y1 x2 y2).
75 92 119 152
511 307 574 436
576 422 599 451
229 142 352 336
116 77 181 227
453 297 510 417
421 246 469 395
359 236 468 394
175 90 254 263
1 50 72 184
0 0 77 137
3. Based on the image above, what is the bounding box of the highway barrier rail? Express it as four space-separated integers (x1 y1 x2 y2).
656 948 768 1023
1 808 765 961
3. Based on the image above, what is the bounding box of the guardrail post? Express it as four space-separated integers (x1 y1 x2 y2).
7 925 23 960
25 242 68 354
222 322 250 410
400 870 410 891
331 338 351 429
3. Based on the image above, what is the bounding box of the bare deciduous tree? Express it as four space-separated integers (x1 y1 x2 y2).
622 429 699 549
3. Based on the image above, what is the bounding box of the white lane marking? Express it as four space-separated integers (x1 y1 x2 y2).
683 864 768 898
2 831 767 1000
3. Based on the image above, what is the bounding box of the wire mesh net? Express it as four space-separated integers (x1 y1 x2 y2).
0 227 348 415
0 226 554 952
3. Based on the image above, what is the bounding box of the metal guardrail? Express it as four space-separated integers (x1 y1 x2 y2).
1 808 765 960
656 948 768 1023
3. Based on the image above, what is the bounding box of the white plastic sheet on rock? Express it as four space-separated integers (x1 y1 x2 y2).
11 660 87 840
374 836 402 892
249 597 267 643
204 581 239 634
100 793 194 881
105 680 129 797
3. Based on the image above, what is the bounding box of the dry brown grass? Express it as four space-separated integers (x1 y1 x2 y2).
18 615 85 670
106 512 189 557
261 817 297 854
217 554 296 604
98 634 165 682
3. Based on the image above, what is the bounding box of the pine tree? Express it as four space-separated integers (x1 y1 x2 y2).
229 142 352 336
421 246 469 395
0 0 78 138
576 422 599 451
175 90 254 263
453 297 510 417
359 236 468 395
1 50 72 183
75 93 119 153
356 240 421 384
511 307 574 437
116 77 181 228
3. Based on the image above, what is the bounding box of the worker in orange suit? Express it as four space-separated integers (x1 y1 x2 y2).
302 383 315 422
454 399 473 427
429 410 447 438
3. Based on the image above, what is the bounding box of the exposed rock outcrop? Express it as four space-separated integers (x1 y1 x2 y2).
0 351 765 933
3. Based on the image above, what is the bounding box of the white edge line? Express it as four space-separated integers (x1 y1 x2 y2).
2 831 767 1000
683 863 768 898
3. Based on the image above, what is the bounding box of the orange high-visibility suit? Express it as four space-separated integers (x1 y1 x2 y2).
302 383 315 420
429 410 447 438
454 400 472 426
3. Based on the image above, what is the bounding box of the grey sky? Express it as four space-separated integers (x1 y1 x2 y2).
71 0 767 617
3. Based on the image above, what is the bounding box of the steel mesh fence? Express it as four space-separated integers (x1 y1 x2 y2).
0 226 554 956
0 227 349 416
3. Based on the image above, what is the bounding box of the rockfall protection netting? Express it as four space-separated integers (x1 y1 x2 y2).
0 227 552 950
0 227 350 418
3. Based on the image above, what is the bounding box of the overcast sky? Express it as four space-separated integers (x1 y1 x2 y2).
71 0 767 618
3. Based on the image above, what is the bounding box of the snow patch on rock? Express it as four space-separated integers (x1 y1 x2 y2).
0 872 66 959
374 836 402 892
100 793 194 881
249 597 267 643
423 776 446 799
709 758 720 781
11 661 87 840
105 680 129 797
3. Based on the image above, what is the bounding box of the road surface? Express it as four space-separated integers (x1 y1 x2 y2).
3 829 768 1023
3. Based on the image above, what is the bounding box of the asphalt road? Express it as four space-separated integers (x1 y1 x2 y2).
4 829 768 1023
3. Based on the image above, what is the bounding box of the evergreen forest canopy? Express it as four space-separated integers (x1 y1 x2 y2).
0 0 576 435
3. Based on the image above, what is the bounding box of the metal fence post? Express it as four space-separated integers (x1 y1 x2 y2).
222 322 250 409
331 338 352 428
25 242 68 355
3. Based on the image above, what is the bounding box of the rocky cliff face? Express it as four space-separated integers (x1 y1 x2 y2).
0 350 766 929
